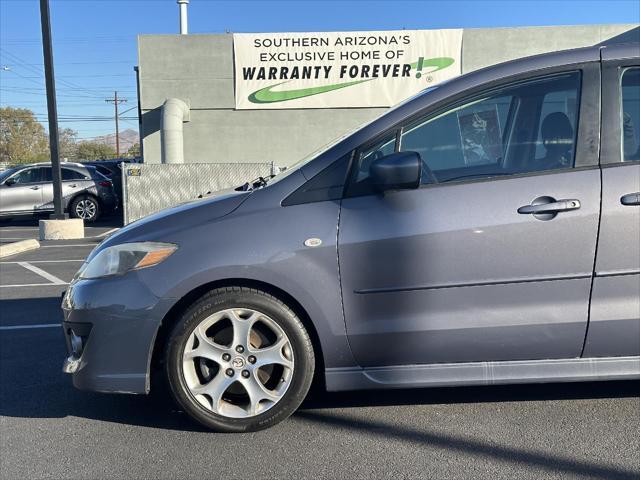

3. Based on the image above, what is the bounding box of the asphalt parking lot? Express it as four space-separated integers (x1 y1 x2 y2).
0 219 639 480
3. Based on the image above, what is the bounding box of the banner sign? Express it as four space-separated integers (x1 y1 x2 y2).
233 29 463 110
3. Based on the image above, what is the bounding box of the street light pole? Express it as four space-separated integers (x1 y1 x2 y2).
39 0 65 219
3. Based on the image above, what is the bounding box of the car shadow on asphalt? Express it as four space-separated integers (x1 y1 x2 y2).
1 337 638 480
0 213 123 229
1 316 638 436
294 408 640 480
300 379 640 410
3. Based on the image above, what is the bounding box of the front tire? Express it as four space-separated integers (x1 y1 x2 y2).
165 287 315 432
69 195 100 222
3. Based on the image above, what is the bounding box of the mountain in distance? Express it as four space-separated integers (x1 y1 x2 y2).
89 128 139 151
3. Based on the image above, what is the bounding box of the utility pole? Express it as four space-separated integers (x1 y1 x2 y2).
39 0 65 219
105 91 126 157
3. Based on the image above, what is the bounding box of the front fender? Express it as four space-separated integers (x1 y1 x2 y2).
136 194 357 370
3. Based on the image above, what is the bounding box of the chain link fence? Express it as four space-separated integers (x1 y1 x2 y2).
121 162 274 224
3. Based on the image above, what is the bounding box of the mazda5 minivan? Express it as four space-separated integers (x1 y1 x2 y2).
62 44 640 432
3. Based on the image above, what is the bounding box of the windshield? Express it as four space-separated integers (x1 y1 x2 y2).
266 86 439 185
0 166 21 183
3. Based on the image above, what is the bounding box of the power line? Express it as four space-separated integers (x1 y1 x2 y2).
0 48 111 98
2 74 134 78
0 60 135 66
2 35 136 45
118 105 137 115
0 87 134 99
1 84 138 92
2 102 122 106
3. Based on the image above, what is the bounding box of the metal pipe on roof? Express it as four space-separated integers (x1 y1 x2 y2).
178 0 189 35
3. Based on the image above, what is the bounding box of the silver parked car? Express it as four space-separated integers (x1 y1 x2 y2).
62 44 640 432
0 162 117 222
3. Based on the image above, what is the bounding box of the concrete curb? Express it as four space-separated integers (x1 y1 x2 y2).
0 239 40 259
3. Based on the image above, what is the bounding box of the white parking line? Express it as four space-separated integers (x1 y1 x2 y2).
0 323 60 331
95 227 119 238
0 259 84 264
17 262 67 285
41 244 95 248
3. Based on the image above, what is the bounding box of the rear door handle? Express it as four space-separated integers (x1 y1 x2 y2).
69 184 77 188
620 192 640 206
30 186 40 190
518 199 581 215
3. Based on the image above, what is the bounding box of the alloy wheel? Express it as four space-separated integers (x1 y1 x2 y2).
75 199 97 220
181 308 294 418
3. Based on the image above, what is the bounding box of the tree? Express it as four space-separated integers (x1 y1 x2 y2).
0 107 49 164
59 128 79 161
126 142 140 158
76 141 116 161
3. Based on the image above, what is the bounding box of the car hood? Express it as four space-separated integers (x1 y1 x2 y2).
95 188 250 254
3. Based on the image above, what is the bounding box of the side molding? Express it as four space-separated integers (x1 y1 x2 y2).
325 356 640 392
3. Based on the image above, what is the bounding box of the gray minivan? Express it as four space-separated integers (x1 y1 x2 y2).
62 44 640 432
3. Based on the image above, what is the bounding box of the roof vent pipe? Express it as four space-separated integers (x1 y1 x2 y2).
160 98 190 164
177 0 189 35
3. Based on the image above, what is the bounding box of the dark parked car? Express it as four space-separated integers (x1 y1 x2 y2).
0 162 118 222
62 44 640 432
80 158 141 206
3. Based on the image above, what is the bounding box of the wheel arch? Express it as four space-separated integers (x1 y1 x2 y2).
149 278 326 393
67 191 101 213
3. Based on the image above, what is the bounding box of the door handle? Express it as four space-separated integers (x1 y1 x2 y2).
518 198 581 215
30 186 40 190
620 192 640 206
69 184 77 188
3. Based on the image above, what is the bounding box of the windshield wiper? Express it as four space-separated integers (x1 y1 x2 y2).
236 175 276 192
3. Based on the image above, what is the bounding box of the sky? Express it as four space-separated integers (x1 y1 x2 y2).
0 0 639 140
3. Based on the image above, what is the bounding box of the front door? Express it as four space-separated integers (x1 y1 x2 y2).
0 167 44 214
339 69 601 367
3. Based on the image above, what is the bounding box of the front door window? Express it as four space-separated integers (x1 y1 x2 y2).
399 72 582 184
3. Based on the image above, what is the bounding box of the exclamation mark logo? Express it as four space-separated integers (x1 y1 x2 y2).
415 57 424 78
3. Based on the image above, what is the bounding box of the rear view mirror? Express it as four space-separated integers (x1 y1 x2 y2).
370 151 422 192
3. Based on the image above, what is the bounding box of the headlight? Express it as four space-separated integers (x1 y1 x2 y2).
78 242 177 279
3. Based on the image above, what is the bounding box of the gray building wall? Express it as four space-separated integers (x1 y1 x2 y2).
138 24 639 166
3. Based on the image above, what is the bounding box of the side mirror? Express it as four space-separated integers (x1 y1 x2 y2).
370 151 422 192
4 178 16 186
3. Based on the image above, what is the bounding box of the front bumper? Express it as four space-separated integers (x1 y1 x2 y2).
98 191 118 213
61 274 176 394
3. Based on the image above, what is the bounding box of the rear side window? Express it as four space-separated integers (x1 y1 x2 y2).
399 72 581 184
95 165 113 177
621 68 640 162
61 168 88 180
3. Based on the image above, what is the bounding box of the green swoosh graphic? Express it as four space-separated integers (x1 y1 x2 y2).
409 56 455 71
247 56 455 104
248 79 371 104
